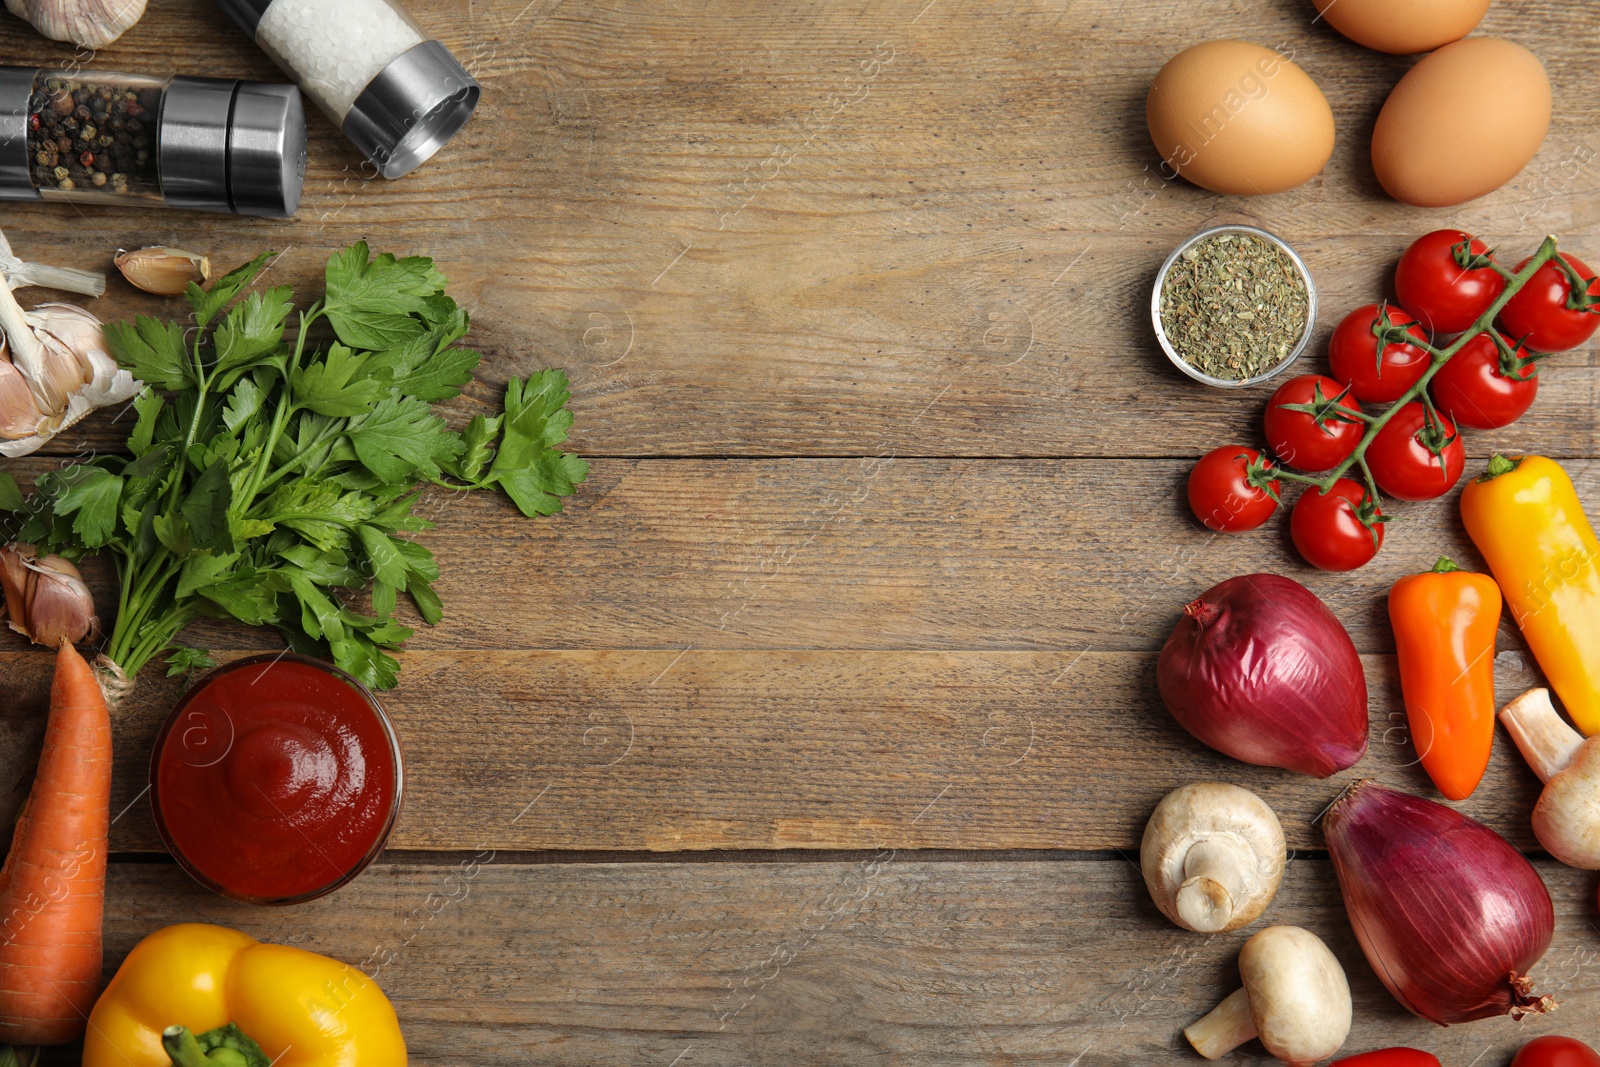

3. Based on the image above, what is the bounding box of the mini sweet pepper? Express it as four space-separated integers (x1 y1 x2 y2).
82 923 406 1067
1388 557 1502 800
1461 454 1600 735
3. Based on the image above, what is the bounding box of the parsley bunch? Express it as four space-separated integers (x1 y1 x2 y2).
2 244 586 690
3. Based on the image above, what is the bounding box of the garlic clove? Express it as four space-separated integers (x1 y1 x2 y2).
115 246 211 296
79 347 140 409
23 554 97 646
0 543 36 638
30 327 93 415
0 342 45 439
4 0 149 49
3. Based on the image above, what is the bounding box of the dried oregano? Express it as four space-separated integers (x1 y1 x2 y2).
1160 233 1309 381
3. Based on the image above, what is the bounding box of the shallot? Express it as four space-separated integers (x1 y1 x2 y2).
1323 781 1555 1024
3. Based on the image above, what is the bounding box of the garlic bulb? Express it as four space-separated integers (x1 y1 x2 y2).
0 295 139 457
0 543 98 648
4 0 147 49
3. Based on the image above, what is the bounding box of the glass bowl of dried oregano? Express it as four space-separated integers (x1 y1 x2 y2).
1152 224 1318 389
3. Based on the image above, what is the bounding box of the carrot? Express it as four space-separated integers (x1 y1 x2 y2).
0 641 109 1045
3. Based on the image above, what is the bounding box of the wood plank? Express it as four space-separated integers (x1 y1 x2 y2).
40 857 1600 1065
1 4 1597 459
8 455 1596 658
4 648 1549 853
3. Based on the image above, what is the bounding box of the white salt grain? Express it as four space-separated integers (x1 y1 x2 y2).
256 0 424 121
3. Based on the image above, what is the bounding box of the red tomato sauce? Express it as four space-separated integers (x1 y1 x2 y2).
152 655 402 902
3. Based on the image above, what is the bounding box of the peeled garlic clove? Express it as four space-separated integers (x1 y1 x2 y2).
115 246 210 296
4 0 148 49
24 554 98 646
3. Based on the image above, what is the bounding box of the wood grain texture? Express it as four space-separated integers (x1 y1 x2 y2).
10 455 1600 659
37 857 1600 1066
4 647 1552 853
1 1 1598 459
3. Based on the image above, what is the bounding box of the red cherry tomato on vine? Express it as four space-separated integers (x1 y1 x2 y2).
1187 446 1280 532
1264 374 1364 472
1499 252 1600 352
1367 402 1465 501
1510 1035 1600 1067
1394 229 1505 335
1333 1050 1443 1067
1431 331 1538 429
1291 478 1384 571
1327 303 1431 402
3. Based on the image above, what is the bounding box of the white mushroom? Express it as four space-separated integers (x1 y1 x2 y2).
1141 782 1286 933
1500 687 1600 869
1185 925 1352 1065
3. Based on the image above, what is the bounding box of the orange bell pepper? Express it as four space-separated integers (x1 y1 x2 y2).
1388 557 1502 800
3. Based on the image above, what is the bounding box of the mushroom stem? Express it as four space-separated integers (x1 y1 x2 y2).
1176 837 1253 932
1501 688 1583 784
1185 987 1256 1060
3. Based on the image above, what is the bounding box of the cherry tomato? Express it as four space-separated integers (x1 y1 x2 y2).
1291 478 1384 571
1264 374 1364 472
1187 446 1281 532
1394 229 1505 335
1334 1050 1443 1067
1327 303 1431 403
1367 402 1465 501
1510 1036 1600 1067
1431 331 1538 429
1499 252 1600 352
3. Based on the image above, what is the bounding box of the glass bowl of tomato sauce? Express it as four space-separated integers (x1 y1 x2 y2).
150 653 404 905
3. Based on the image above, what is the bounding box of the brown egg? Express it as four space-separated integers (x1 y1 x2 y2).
1147 41 1336 196
1312 0 1489 55
1372 37 1551 207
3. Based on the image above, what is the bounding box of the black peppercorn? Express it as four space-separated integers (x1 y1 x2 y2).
27 73 161 199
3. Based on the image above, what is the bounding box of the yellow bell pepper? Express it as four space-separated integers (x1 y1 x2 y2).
82 924 406 1067
1461 454 1600 735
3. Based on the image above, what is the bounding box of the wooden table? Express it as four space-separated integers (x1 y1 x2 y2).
4 0 1600 1061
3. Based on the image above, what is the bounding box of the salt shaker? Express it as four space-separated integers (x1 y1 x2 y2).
215 0 480 179
0 67 306 216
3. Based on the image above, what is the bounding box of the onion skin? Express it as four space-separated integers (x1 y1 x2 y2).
1156 574 1369 777
1324 782 1556 1025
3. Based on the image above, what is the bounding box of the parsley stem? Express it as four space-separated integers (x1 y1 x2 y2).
239 302 323 508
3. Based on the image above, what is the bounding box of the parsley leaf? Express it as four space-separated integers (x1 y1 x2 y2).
345 394 462 483
214 285 293 375
293 344 385 416
478 371 588 516
48 467 125 548
164 645 218 678
325 242 448 350
104 316 191 391
0 473 25 512
188 251 275 328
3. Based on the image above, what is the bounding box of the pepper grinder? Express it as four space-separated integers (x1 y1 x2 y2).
0 66 305 216
215 0 480 179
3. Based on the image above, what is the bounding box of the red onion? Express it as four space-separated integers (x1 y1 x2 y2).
1324 781 1556 1024
1156 573 1368 777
